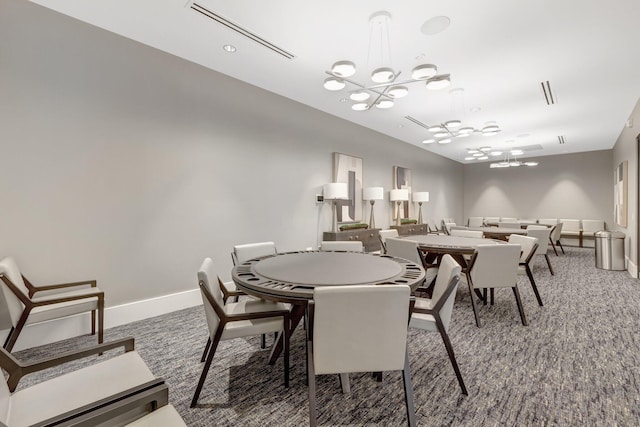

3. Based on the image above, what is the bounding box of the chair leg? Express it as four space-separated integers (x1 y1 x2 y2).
261 334 266 349
97 296 104 345
466 277 482 328
339 373 351 393
5 313 29 352
91 310 96 335
525 265 543 306
307 338 317 427
557 240 565 254
191 328 223 407
544 254 554 275
200 337 211 363
435 315 468 395
550 238 559 256
2 327 14 349
512 286 528 326
283 315 290 388
402 349 417 427
490 288 495 306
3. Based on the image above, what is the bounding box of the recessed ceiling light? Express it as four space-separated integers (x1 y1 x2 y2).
421 16 451 35
223 44 236 53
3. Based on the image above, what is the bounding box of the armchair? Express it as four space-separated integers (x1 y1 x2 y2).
0 256 104 352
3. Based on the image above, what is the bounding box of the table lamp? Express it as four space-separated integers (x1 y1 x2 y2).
363 187 384 229
412 191 429 224
323 182 349 232
390 189 409 226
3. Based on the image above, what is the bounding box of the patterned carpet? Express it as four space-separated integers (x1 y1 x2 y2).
14 247 640 426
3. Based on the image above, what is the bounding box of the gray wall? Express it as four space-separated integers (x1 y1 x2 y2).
463 150 614 225
0 0 462 316
613 98 640 272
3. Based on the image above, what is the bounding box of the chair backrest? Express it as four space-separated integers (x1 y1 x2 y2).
443 222 456 235
0 257 28 326
450 229 483 239
468 217 483 227
431 255 462 331
384 238 421 264
508 234 538 263
320 241 363 252
427 221 440 233
501 217 517 222
526 225 547 230
379 229 400 245
442 217 455 224
550 222 563 240
538 218 558 226
498 222 521 229
469 244 520 288
311 284 410 374
560 219 581 232
582 220 605 233
232 241 277 265
484 216 499 224
197 258 224 335
526 228 551 255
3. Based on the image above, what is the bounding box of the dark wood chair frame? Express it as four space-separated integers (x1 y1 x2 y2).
305 296 417 427
519 242 544 307
548 224 565 255
0 337 169 426
191 280 291 408
412 276 468 396
0 273 104 352
465 251 528 328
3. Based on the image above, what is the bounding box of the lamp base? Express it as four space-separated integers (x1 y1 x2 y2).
395 201 402 227
369 200 376 229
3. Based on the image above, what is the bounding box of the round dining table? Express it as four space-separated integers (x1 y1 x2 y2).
468 226 526 240
232 250 426 364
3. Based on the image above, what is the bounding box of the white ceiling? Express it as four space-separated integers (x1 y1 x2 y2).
33 0 640 164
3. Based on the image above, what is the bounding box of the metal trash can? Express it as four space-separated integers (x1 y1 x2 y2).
594 230 625 270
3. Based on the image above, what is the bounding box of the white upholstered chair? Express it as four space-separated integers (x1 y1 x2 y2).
0 256 104 352
526 226 555 274
307 285 416 427
501 217 517 222
443 222 456 235
498 222 521 229
450 229 483 239
538 218 558 226
582 220 605 247
0 337 169 426
468 217 483 227
465 244 526 327
378 229 400 253
549 223 565 255
410 255 467 395
484 216 500 225
427 221 443 234
227 241 278 302
560 219 581 246
385 237 422 265
508 234 544 307
191 258 291 408
320 240 364 252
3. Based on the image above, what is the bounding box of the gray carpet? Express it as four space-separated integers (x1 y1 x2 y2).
14 247 640 426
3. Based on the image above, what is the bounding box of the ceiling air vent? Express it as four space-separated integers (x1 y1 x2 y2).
404 116 430 130
191 3 295 60
541 81 556 105
558 135 566 144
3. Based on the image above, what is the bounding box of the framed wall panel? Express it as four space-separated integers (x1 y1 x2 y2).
333 152 363 223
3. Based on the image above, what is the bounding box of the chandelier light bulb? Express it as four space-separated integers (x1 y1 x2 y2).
422 138 435 144
411 64 437 80
428 125 444 133
426 75 451 90
437 138 452 144
456 133 470 138
331 60 356 77
324 77 346 91
445 120 461 128
388 85 409 98
371 67 395 83
375 99 394 109
458 127 475 134
434 131 449 138
349 91 370 102
352 102 369 111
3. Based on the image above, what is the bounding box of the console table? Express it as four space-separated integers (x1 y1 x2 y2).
391 223 430 236
323 228 381 252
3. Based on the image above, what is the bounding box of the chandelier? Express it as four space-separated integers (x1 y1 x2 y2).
480 149 539 168
323 11 452 111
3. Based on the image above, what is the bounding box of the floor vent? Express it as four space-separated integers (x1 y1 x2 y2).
541 81 556 105
191 3 295 60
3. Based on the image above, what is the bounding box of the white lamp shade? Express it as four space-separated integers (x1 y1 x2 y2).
323 182 348 200
413 192 429 203
363 187 384 201
390 189 409 201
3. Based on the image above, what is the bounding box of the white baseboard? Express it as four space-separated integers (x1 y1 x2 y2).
1 288 202 352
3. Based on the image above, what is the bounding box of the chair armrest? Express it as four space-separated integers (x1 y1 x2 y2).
219 279 245 299
5 338 136 392
226 309 290 322
30 279 97 297
31 290 104 307
32 379 168 427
